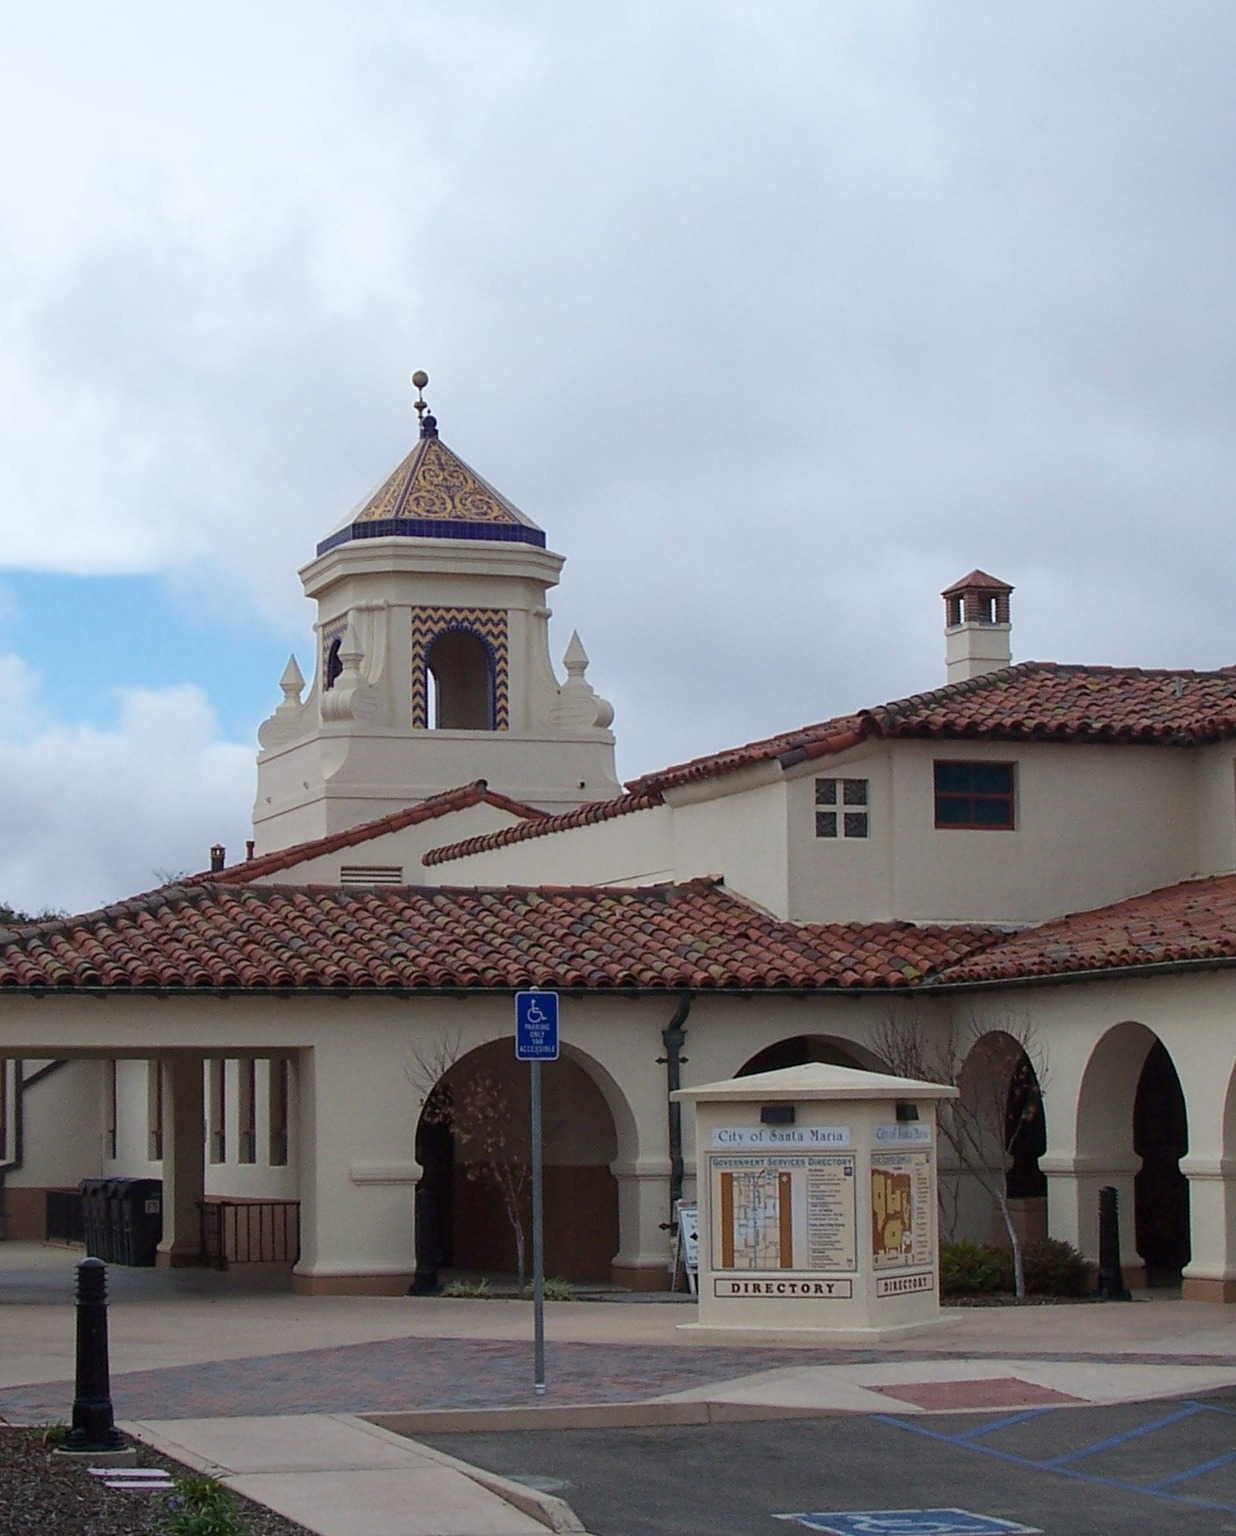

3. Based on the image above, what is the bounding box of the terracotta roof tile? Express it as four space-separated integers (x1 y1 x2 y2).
424 789 664 867
934 873 1236 984
941 569 1013 596
196 782 545 885
630 662 1236 794
0 881 1003 995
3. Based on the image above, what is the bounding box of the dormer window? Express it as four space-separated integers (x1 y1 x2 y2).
934 761 1015 829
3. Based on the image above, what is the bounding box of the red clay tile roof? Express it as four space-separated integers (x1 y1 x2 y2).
194 782 546 885
424 789 665 867
934 873 1236 985
941 569 1012 596
629 662 1236 794
0 879 1003 994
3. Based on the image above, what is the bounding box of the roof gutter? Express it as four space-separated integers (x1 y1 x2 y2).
923 953 1236 993
5 953 1236 1003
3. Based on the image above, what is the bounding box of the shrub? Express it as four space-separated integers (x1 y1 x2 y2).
939 1239 1010 1296
520 1276 576 1301
1020 1238 1094 1298
940 1236 1095 1298
441 1278 491 1299
164 1475 242 1536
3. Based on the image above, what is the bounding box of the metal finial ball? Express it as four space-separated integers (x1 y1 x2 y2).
411 370 429 390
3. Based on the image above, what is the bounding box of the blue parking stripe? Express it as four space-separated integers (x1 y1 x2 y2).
1147 1448 1236 1491
1041 1402 1201 1467
874 1413 1236 1518
954 1410 1051 1442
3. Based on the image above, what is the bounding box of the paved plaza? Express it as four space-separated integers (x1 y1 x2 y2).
6 1243 1236 1534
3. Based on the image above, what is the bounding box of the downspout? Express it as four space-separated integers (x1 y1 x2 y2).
658 995 691 1227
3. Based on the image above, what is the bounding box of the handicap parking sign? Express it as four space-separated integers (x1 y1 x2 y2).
514 990 559 1060
774 1512 1040 1536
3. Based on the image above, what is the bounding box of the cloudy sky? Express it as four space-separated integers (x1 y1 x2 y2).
1 3 1233 913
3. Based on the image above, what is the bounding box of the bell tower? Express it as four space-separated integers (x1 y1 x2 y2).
253 375 619 852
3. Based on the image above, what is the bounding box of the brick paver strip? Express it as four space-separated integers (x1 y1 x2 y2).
4 1335 1235 1425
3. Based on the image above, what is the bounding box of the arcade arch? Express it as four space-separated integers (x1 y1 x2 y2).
1076 1022 1190 1286
414 1038 628 1283
735 1033 884 1077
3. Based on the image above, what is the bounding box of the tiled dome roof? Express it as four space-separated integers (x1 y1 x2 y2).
317 419 546 556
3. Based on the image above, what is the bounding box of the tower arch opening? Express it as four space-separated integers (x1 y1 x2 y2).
426 630 494 730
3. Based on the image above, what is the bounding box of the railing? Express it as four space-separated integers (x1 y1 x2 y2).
199 1200 300 1269
45 1188 86 1245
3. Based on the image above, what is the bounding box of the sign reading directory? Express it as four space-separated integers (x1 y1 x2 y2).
515 990 560 1060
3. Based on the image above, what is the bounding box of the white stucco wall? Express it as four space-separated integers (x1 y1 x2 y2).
423 804 674 888
788 740 1204 925
669 778 790 915
1193 745 1236 878
249 801 531 887
5 1059 104 1189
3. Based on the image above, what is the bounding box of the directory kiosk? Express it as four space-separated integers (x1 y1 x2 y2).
674 1063 956 1335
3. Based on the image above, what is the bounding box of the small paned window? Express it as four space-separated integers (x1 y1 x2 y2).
934 760 1015 829
815 778 869 839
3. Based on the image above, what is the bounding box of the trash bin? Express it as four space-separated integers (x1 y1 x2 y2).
123 1179 163 1266
103 1178 130 1263
78 1178 107 1259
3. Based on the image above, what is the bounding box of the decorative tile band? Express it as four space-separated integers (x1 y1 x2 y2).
410 606 509 731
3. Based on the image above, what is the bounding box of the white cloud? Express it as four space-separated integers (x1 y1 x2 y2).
0 4 1235 901
0 684 252 915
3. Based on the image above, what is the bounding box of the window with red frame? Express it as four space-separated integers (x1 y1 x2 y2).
934 760 1015 829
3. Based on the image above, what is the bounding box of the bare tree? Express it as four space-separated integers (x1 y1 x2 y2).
872 1006 1047 1303
409 1033 533 1283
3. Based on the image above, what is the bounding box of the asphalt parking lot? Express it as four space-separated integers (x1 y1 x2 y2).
422 1393 1236 1536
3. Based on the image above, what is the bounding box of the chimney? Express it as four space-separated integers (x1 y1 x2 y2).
209 844 226 874
943 570 1013 684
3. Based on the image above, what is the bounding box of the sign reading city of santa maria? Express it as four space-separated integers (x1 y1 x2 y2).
514 991 559 1060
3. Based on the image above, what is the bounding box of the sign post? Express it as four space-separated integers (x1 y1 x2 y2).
515 989 559 1395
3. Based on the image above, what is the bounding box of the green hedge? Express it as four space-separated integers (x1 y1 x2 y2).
940 1237 1094 1298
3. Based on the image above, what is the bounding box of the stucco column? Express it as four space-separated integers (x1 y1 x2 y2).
1181 1156 1236 1303
157 1057 206 1268
1040 1154 1139 1270
293 1038 420 1295
610 1157 673 1291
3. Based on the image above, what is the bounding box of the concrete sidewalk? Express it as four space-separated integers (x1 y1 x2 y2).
130 1414 585 1536
7 1242 1236 1535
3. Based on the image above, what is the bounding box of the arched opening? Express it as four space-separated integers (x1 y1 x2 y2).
1076 1022 1190 1287
426 631 493 730
953 1031 1047 1247
414 1039 620 1282
735 1034 883 1077
323 637 343 691
1133 1041 1190 1285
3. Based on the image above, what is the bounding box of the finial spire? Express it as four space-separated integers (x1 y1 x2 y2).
411 369 437 440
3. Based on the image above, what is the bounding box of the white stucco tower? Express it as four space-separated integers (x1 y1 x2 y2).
252 383 620 852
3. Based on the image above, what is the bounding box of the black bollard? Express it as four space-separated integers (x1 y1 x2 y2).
62 1258 127 1452
1093 1185 1132 1302
408 1185 441 1296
